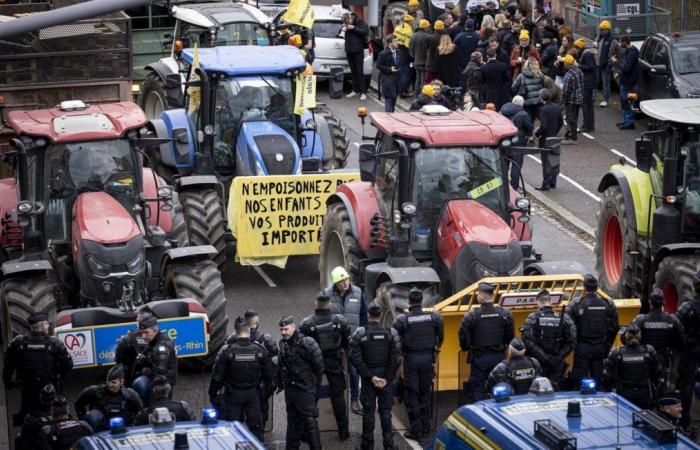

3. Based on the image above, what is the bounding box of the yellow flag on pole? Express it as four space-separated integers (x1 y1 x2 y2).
282 0 315 29
187 43 201 114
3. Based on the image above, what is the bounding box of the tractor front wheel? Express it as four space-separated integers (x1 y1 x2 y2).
139 73 170 121
180 189 227 270
319 202 364 289
0 274 57 348
316 105 349 170
654 255 700 313
166 259 228 370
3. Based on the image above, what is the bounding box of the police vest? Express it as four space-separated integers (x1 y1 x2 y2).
535 310 563 354
97 388 128 419
310 317 343 354
19 335 59 381
617 346 651 388
576 295 608 342
226 342 263 389
506 357 537 395
402 311 437 352
640 311 675 354
327 285 362 330
682 298 700 341
472 307 507 350
280 335 316 388
47 419 91 449
362 326 392 368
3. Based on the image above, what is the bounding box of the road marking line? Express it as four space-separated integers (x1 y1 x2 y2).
353 142 359 147
610 148 636 165
526 155 601 202
582 132 595 140
253 266 277 288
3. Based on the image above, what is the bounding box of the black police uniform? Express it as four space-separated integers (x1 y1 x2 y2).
40 417 93 450
392 303 444 437
565 282 619 386
459 297 515 402
133 330 177 386
631 308 685 370
603 341 662 409
675 286 700 428
299 309 351 437
249 325 278 428
134 398 196 425
521 305 577 388
3 317 73 419
16 384 56 450
209 336 273 438
74 383 143 430
487 354 542 395
279 326 324 450
349 319 402 450
115 329 148 385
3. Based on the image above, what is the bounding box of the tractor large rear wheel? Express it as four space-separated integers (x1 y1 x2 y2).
139 73 170 121
654 255 700 313
0 274 57 347
595 185 637 298
319 202 364 289
166 259 228 370
316 105 349 170
180 189 227 270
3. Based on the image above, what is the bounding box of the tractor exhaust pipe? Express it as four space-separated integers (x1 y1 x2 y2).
0 0 154 39
193 67 215 175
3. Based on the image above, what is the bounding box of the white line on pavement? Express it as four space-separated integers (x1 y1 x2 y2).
526 155 601 202
582 132 595 140
353 142 359 147
610 148 636 165
254 266 277 288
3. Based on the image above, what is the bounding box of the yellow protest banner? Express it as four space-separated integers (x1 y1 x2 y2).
187 43 201 114
282 0 315 29
229 173 360 259
294 74 316 115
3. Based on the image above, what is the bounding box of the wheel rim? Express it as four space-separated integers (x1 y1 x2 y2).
662 282 679 313
144 91 165 120
324 231 347 286
603 215 623 286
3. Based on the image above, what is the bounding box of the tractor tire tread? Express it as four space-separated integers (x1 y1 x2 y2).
1 275 57 346
180 189 227 270
319 202 364 289
315 105 350 170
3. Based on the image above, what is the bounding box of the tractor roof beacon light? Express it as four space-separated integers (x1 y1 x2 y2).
58 100 87 111
201 407 218 425
580 378 597 394
109 416 126 435
491 383 512 402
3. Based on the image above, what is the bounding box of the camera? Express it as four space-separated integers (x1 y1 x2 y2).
337 24 347 39
441 85 463 111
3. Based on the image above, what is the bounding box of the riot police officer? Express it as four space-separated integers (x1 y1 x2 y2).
3 312 73 421
278 315 324 450
459 282 515 402
136 376 196 425
299 292 351 441
131 314 177 401
487 337 542 395
566 274 619 386
676 271 700 428
16 384 55 450
244 309 278 430
115 305 153 385
325 266 368 414
603 323 662 409
209 318 273 439
40 396 92 450
350 304 402 450
521 289 577 389
631 287 685 372
392 287 444 441
74 364 143 430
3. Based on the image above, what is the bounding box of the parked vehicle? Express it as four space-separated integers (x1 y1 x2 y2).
638 32 700 100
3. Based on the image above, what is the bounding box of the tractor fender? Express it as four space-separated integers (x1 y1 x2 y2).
364 261 441 301
654 243 700 271
523 260 588 276
327 182 380 254
1 259 52 277
149 108 197 169
164 245 218 268
144 62 184 107
142 168 174 233
597 165 653 236
300 109 327 161
175 175 219 190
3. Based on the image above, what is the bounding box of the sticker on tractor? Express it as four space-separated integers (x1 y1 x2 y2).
229 173 360 259
500 292 564 308
56 316 208 368
468 177 502 199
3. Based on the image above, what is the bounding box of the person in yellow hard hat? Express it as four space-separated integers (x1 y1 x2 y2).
407 0 424 30
424 20 445 84
596 19 618 107
410 19 431 93
394 14 415 96
324 266 368 414
409 83 436 110
510 29 540 77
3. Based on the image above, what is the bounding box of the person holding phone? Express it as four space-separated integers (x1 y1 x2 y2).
377 34 403 112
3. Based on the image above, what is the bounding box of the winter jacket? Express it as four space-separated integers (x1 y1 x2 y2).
410 93 436 111
596 33 618 69
454 30 480 68
510 46 541 77
544 75 562 105
501 102 533 144
377 48 403 98
562 65 584 105
500 29 516 56
436 48 461 87
481 58 512 110
616 45 639 88
512 67 545 106
344 18 369 55
579 48 598 89
410 28 431 68
540 41 558 76
425 30 446 72
463 61 484 99
537 101 563 146
478 46 509 66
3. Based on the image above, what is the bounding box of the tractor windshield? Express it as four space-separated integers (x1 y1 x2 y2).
43 139 138 242
412 146 507 233
182 21 270 47
682 141 700 235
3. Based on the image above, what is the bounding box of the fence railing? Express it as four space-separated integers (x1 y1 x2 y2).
653 0 700 31
564 4 672 41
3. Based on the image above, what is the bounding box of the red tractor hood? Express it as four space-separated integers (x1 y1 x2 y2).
72 192 140 245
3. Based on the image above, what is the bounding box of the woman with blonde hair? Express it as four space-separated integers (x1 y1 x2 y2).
480 15 497 36
512 56 545 120
436 33 460 88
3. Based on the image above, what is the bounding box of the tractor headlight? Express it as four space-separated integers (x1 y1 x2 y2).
157 186 173 199
127 253 145 275
85 255 111 277
305 119 317 130
515 197 530 210
17 201 33 214
401 202 417 215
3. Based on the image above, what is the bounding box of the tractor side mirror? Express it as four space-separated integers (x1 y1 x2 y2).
635 138 653 172
359 143 377 183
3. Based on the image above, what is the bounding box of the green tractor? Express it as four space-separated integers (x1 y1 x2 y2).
595 99 700 312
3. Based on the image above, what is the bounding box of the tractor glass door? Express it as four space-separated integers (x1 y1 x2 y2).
375 134 399 217
682 141 700 237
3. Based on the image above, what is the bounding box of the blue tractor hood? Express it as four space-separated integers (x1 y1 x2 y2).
182 45 307 76
237 121 301 176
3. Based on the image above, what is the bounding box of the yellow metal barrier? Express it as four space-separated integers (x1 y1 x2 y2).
428 274 641 391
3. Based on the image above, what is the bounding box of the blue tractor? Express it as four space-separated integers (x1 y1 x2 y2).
145 45 350 267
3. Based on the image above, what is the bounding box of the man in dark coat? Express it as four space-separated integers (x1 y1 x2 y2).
454 18 480 90
612 34 639 130
481 48 512 110
342 12 369 100
480 36 510 66
535 88 563 190
410 19 432 93
463 51 484 102
377 34 403 112
540 31 558 77
500 95 532 189
596 20 618 107
576 40 597 133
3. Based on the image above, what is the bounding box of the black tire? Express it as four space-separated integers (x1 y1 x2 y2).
654 255 700 313
374 281 407 329
0 275 57 347
167 191 188 249
595 185 637 298
166 259 228 370
139 72 170 121
180 189 227 270
318 202 365 289
315 105 349 170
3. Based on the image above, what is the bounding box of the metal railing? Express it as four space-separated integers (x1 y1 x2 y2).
653 0 700 31
564 4 672 41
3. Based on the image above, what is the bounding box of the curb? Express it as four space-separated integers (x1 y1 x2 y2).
524 181 597 239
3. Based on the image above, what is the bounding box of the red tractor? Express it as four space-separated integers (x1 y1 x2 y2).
319 107 580 324
0 100 228 367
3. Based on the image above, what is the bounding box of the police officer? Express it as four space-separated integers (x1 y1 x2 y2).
676 270 700 428
115 305 153 385
521 289 577 389
3 312 73 421
299 291 351 441
603 323 662 409
459 282 515 403
278 315 324 450
487 337 542 395
74 364 143 430
566 274 619 386
244 309 278 430
131 314 177 401
631 287 685 373
392 287 444 441
657 391 684 427
350 304 402 450
325 266 368 414
209 318 273 439
16 384 56 450
135 376 195 425
40 396 92 450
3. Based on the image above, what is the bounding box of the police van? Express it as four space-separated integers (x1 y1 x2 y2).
428 378 700 449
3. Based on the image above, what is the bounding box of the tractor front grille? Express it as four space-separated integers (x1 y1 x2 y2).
254 135 296 175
